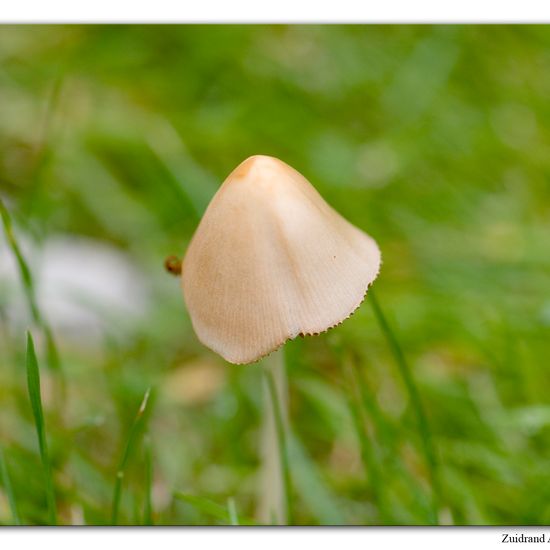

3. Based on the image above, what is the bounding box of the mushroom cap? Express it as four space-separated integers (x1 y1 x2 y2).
182 155 381 364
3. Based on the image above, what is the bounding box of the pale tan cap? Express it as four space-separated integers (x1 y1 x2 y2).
182 155 381 364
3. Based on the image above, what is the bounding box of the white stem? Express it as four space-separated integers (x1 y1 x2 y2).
257 349 288 525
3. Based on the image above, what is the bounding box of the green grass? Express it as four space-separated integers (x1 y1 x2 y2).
0 446 20 525
343 354 389 524
0 199 41 324
227 497 239 525
111 388 152 525
369 289 440 523
174 493 253 525
0 197 64 394
0 25 549 526
25 331 57 525
143 435 154 525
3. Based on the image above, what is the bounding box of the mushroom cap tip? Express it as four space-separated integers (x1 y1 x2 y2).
229 154 286 180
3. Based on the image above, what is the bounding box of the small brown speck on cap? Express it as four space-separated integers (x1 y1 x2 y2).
164 255 182 276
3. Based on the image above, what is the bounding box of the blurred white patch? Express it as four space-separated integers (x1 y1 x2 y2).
0 234 150 345
491 103 538 150
356 141 399 188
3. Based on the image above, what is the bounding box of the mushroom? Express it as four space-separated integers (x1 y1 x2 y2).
181 154 381 364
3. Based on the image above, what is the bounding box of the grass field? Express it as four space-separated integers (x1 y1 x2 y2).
1 25 549 525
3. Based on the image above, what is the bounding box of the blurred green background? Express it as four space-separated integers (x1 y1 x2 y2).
0 25 549 525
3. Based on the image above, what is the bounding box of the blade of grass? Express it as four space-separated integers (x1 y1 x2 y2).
287 434 346 524
25 330 57 525
175 493 229 523
0 199 65 403
174 493 254 525
343 355 390 524
111 387 151 525
263 361 293 525
44 325 62 373
351 353 431 522
0 446 21 525
143 435 153 525
369 288 440 524
227 497 239 525
0 199 40 324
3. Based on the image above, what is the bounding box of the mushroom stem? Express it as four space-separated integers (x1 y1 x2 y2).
258 349 292 525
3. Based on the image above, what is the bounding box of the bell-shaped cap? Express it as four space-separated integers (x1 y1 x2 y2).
182 155 381 364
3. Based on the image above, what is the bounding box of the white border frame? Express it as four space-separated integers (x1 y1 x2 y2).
0 527 546 549
1 0 550 23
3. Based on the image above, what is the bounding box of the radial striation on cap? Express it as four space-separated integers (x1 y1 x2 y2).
182 155 381 364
